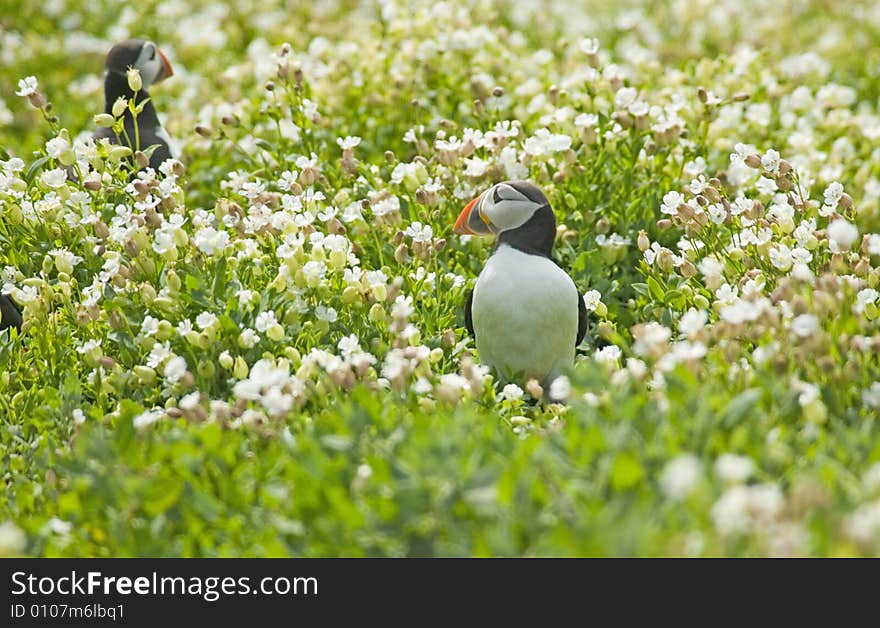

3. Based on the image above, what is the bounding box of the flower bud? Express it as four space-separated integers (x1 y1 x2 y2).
394 243 409 264
112 97 128 118
341 285 360 305
28 92 46 108
637 230 649 252
127 68 142 92
369 302 386 324
134 365 157 385
693 294 710 309
525 379 543 399
744 154 762 169
657 248 675 273
233 356 249 379
267 323 285 342
441 328 457 348
134 151 150 170
197 360 215 379
94 113 115 128
219 351 234 370
108 145 132 162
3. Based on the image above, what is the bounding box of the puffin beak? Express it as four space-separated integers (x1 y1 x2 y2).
454 193 493 235
155 48 174 83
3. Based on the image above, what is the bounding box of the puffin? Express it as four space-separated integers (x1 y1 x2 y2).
454 181 587 387
95 39 175 170
0 294 22 334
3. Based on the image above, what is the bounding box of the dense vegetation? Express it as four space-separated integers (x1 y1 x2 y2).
1 0 879 556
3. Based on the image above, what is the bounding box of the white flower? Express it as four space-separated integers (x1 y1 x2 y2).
404 221 433 242
15 76 38 97
41 168 67 188
633 322 671 356
678 309 707 335
827 219 858 251
845 500 880 545
769 244 792 270
715 454 755 484
76 339 101 354
863 383 880 408
855 289 878 313
659 454 701 500
712 484 783 536
579 38 600 55
180 392 201 410
133 408 163 430
499 383 524 402
194 226 230 255
715 283 739 306
147 341 172 368
548 375 571 402
823 181 844 209
593 345 621 364
239 328 260 348
791 314 819 337
391 295 414 319
336 136 361 150
761 149 780 174
255 311 278 332
371 196 400 217
315 305 337 322
163 356 187 384
0 520 26 555
195 312 218 330
660 191 684 215
522 128 571 155
463 156 490 177
45 136 70 159
574 113 598 128
614 87 637 109
140 316 160 337
582 290 601 311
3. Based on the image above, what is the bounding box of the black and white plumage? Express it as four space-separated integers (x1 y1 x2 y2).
0 294 22 334
455 181 587 386
94 39 175 171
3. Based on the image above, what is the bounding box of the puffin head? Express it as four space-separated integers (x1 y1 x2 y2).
105 39 174 88
454 181 556 255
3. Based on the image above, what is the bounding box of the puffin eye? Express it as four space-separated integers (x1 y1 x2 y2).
148 46 156 61
492 186 505 204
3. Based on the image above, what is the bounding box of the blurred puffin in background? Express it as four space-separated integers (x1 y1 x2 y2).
0 294 22 335
454 181 587 388
95 39 175 170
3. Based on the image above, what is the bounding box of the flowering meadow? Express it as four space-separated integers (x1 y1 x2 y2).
1 0 879 557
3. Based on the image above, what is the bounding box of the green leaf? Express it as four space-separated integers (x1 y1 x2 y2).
722 389 762 428
647 276 665 303
610 453 645 491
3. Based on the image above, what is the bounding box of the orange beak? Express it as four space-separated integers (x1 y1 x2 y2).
454 196 481 235
156 48 174 83
454 193 493 236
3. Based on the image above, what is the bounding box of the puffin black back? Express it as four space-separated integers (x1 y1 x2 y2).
0 294 22 333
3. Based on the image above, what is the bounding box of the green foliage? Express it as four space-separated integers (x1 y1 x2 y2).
1 0 879 556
